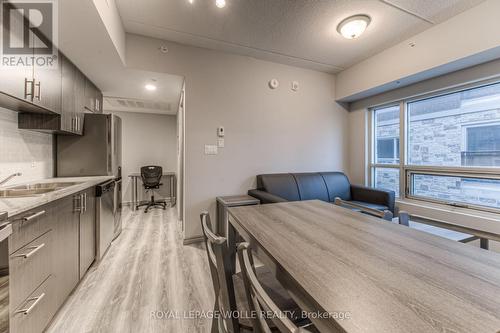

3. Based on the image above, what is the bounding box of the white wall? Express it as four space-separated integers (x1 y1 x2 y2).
124 34 349 241
112 111 178 203
92 0 126 65
0 108 53 185
336 0 500 102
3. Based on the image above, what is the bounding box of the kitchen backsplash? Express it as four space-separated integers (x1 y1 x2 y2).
0 107 54 185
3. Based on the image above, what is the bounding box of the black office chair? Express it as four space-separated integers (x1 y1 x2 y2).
137 166 167 213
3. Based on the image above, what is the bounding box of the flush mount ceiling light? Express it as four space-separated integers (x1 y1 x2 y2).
215 0 226 8
145 84 157 91
337 15 371 39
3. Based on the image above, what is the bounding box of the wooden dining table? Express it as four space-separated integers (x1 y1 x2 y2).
227 200 500 333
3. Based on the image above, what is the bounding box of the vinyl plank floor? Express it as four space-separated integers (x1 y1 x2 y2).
46 207 214 333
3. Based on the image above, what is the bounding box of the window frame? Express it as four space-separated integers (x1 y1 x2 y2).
368 102 404 198
405 169 500 214
368 80 500 214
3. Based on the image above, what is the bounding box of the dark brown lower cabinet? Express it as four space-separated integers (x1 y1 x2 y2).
51 194 80 309
79 187 96 278
8 187 97 333
10 276 57 333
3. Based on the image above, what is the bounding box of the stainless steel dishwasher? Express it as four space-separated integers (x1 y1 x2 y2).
96 180 115 261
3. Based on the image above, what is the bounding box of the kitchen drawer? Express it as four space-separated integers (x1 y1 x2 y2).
10 276 56 333
10 231 52 309
9 205 54 254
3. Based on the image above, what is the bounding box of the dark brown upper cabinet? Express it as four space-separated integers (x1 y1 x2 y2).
0 8 60 114
0 8 102 134
84 78 103 114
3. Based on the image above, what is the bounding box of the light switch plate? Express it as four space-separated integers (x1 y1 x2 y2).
205 144 218 155
217 138 225 148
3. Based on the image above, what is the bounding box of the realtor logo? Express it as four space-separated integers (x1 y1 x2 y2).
1 0 58 68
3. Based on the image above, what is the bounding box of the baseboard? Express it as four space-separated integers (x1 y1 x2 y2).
183 236 204 245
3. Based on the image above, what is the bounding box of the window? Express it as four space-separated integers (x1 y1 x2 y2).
377 138 399 164
407 83 500 167
370 81 500 212
408 172 500 210
374 167 400 195
373 105 399 165
462 124 500 166
370 105 401 197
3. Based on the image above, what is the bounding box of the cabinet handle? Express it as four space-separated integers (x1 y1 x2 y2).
14 293 45 316
12 243 45 259
24 78 34 100
34 80 41 101
84 193 87 212
22 210 46 223
74 195 82 212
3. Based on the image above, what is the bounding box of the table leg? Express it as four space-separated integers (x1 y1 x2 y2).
173 175 176 206
131 177 135 211
480 238 489 250
170 175 173 206
134 177 138 210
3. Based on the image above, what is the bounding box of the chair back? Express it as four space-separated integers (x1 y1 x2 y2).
140 166 162 187
334 197 393 221
200 211 238 333
237 242 312 333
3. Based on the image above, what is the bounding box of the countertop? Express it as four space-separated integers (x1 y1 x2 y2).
0 176 114 218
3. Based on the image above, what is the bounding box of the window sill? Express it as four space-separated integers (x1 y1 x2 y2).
396 198 500 239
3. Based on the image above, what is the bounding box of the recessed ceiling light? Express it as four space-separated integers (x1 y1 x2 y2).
337 15 371 39
215 0 226 8
188 0 194 4
145 84 157 91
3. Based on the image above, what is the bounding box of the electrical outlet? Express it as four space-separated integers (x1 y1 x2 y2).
31 161 36 168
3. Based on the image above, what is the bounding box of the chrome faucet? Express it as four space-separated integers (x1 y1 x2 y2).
0 172 22 187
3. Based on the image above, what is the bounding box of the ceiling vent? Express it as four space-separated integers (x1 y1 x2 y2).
103 97 174 115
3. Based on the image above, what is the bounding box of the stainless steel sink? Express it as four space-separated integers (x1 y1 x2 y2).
0 188 56 198
7 182 81 191
0 182 82 198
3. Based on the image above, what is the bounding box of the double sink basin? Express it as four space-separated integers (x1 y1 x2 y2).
0 182 82 198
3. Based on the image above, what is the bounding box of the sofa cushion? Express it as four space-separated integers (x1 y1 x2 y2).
319 172 351 201
257 174 300 201
292 173 329 202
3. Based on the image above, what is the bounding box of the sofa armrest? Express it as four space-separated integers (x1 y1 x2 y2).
350 185 395 213
248 189 288 204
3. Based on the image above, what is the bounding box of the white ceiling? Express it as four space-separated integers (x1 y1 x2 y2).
57 0 183 115
116 0 485 73
102 69 183 115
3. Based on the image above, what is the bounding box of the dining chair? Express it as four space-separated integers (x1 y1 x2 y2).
200 211 240 333
334 197 393 221
200 211 309 333
237 242 318 333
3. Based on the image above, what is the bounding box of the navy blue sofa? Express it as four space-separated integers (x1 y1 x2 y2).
248 172 395 214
